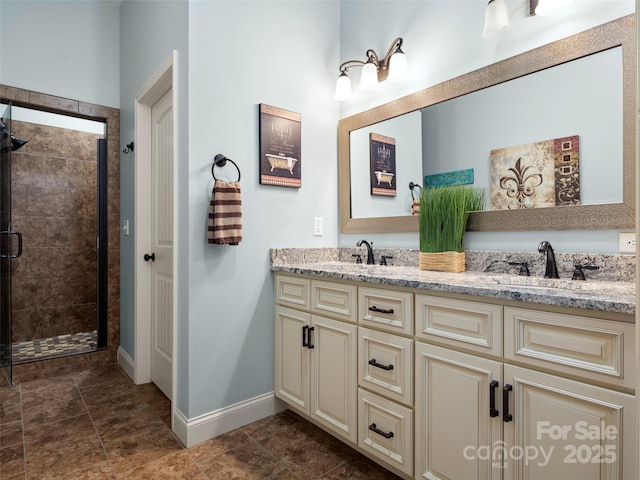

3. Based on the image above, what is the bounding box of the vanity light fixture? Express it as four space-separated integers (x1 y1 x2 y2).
482 0 511 39
532 0 573 17
334 37 408 102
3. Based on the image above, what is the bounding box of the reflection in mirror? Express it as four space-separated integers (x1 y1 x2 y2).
424 47 622 208
350 111 422 218
339 16 635 234
351 47 623 218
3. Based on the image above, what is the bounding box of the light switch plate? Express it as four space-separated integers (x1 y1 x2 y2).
618 232 635 253
313 217 323 236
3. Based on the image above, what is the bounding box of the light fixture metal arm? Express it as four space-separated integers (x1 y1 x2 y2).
338 59 367 74
377 37 404 75
337 37 403 76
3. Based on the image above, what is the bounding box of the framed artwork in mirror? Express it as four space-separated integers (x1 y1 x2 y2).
489 135 580 210
259 103 301 188
369 133 396 197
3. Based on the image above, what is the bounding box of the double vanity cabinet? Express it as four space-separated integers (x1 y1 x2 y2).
273 272 637 479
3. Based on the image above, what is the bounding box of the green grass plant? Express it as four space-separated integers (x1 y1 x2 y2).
419 185 486 253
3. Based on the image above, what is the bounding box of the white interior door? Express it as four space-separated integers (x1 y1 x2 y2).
149 89 174 399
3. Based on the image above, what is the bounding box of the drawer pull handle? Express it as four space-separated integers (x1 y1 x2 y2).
489 380 499 418
369 305 395 315
307 326 315 349
503 384 513 422
368 358 394 371
302 325 309 347
369 423 394 439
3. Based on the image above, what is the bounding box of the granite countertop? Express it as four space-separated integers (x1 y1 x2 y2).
271 261 636 316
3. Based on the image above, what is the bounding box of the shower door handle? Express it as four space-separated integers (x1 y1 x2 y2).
0 230 22 258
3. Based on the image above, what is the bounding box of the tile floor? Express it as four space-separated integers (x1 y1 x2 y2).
0 364 401 479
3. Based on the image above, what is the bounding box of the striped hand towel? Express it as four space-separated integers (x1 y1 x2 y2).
208 180 242 245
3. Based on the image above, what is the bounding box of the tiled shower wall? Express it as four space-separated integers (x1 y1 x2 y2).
11 120 100 343
1 84 120 383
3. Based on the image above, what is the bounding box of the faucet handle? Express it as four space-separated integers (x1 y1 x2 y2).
572 263 599 281
380 255 393 266
508 261 530 276
351 254 362 264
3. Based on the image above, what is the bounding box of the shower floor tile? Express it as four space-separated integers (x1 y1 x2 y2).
12 331 97 363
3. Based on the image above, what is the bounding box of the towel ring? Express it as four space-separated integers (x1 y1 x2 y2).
212 154 241 182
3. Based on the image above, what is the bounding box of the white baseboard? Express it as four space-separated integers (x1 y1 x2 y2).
117 346 135 382
173 392 287 447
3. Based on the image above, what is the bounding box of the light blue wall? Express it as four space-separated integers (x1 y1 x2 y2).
118 0 189 413
337 0 635 254
0 0 120 108
186 0 340 417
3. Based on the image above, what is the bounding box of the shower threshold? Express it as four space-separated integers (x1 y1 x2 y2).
12 330 98 364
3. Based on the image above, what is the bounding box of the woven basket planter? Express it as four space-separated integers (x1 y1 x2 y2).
419 251 465 273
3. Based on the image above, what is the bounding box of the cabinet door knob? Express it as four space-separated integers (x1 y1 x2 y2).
144 253 155 262
503 384 513 422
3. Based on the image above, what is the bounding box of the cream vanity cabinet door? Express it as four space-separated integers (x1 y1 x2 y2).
415 342 503 480
502 364 637 480
274 305 311 413
309 314 358 444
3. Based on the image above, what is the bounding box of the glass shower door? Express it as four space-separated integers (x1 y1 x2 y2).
0 102 13 385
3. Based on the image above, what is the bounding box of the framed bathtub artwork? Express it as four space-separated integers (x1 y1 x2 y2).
489 134 580 210
259 103 302 188
369 133 396 197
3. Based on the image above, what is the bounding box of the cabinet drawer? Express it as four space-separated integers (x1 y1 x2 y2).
275 274 310 309
415 294 503 357
358 389 413 477
311 280 357 323
504 307 636 390
358 328 413 406
359 286 413 335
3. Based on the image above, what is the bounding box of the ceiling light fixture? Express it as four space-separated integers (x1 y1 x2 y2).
482 0 511 39
334 37 408 101
532 0 573 17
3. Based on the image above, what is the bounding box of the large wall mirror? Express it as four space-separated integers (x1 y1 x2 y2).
338 15 635 233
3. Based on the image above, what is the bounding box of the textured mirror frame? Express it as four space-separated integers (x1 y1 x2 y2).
338 15 635 234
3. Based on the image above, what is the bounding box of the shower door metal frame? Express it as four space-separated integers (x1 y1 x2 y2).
0 102 13 384
97 138 108 350
0 99 110 364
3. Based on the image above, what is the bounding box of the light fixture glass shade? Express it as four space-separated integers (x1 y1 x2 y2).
359 62 379 91
334 72 352 101
482 0 511 39
388 51 408 81
535 0 573 16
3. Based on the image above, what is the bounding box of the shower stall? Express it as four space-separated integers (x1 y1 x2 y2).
0 102 108 385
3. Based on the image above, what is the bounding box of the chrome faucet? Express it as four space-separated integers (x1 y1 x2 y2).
537 241 559 278
356 239 375 265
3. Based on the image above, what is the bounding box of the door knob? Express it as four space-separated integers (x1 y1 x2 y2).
144 253 155 262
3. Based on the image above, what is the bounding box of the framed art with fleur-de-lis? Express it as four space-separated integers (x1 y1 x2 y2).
489 135 580 210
